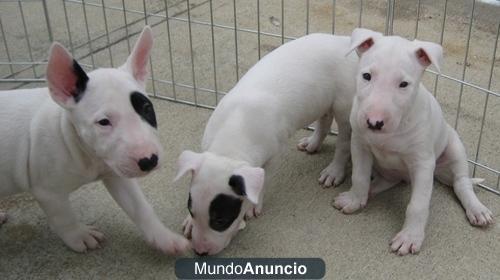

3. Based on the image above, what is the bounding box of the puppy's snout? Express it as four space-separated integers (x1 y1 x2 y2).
193 249 209 257
367 119 384 130
137 154 158 171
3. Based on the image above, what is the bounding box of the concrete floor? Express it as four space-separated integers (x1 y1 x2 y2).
1 0 500 279
1 100 499 279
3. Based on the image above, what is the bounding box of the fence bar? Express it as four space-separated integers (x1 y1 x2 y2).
186 0 197 105
257 0 261 59
209 0 218 105
142 0 157 96
433 0 449 98
472 22 500 177
101 0 114 67
18 1 37 77
163 0 177 100
454 0 476 129
332 0 336 34
306 0 310 34
0 17 14 75
81 0 96 68
233 0 239 81
42 0 53 42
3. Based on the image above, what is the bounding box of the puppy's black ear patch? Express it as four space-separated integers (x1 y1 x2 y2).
130 91 157 128
229 175 246 196
72 59 88 102
209 194 242 232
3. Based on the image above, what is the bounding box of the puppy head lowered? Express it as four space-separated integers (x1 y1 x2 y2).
175 150 264 255
46 26 162 177
348 28 443 134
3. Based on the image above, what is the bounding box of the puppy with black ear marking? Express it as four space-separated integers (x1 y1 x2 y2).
0 26 189 255
175 33 359 256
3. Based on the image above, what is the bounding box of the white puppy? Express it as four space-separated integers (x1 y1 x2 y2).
0 27 189 254
333 28 493 255
175 34 358 255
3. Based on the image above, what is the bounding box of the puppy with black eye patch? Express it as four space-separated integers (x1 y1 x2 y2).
175 33 359 256
0 26 189 255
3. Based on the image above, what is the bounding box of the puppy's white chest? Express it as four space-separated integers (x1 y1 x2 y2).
371 146 407 174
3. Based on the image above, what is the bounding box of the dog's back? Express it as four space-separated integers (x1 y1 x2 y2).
0 88 49 195
203 34 358 154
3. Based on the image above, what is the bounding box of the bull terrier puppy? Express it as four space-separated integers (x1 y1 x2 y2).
175 34 359 255
0 26 189 254
333 28 493 255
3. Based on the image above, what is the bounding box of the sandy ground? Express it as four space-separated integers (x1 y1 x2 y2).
1 0 500 279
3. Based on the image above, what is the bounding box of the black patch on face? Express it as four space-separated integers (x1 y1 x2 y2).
188 193 193 217
72 59 89 103
209 194 242 232
228 175 246 196
130 92 157 128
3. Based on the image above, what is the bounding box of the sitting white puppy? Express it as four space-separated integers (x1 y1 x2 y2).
0 26 189 254
333 28 493 255
175 34 359 255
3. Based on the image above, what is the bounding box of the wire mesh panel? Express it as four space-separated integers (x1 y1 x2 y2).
0 0 499 195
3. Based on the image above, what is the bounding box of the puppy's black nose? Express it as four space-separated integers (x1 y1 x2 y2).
138 154 158 171
367 119 384 130
194 249 209 257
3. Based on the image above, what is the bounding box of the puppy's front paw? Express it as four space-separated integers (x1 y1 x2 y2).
182 215 193 239
61 225 105 252
465 201 493 227
319 162 346 188
297 135 321 153
147 227 190 255
0 211 7 225
390 229 424 256
245 204 263 220
332 191 366 214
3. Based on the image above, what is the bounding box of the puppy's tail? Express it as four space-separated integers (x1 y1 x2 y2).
471 178 485 185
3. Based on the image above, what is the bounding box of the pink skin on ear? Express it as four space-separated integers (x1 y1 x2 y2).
126 26 153 85
46 43 80 106
233 166 265 205
174 150 203 182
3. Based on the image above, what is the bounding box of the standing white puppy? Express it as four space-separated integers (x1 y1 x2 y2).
0 27 189 254
334 28 493 256
175 34 358 255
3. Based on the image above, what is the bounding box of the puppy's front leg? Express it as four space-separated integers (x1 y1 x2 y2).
32 188 105 252
390 160 434 256
103 177 190 255
333 135 371 213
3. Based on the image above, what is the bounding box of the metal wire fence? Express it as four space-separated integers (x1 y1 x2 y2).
0 0 499 195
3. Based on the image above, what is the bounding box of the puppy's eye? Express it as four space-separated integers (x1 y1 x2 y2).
97 119 111 126
362 73 371 81
399 81 409 88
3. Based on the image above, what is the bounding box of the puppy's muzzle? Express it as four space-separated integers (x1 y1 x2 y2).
137 154 158 171
367 119 384 130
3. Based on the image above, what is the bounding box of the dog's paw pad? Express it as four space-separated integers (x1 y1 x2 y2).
297 136 321 154
390 230 424 256
332 191 365 213
466 202 493 227
63 225 105 252
319 163 345 188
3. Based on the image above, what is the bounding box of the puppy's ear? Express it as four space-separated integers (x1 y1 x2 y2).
347 28 383 56
231 166 265 205
46 42 89 108
412 40 443 73
121 26 153 87
174 150 203 182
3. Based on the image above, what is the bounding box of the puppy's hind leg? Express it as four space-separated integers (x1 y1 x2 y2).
297 110 334 154
440 128 493 227
319 111 351 188
369 171 400 198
